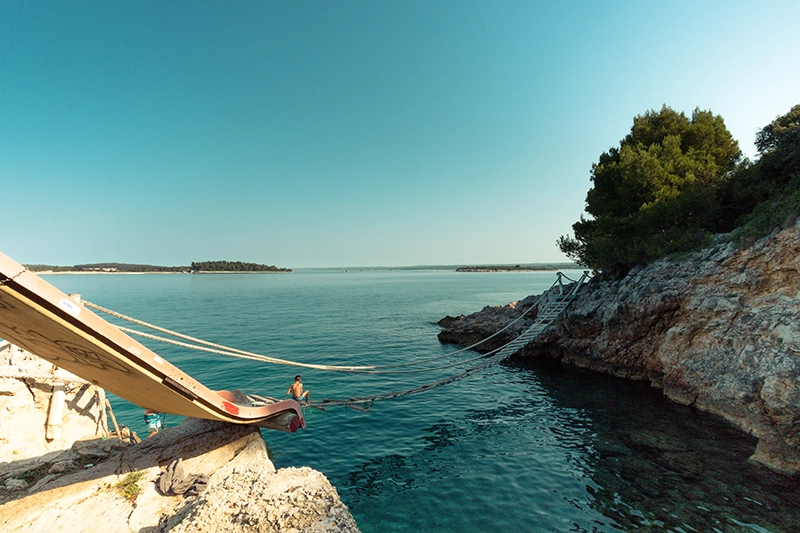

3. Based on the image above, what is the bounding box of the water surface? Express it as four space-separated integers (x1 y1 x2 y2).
43 270 799 532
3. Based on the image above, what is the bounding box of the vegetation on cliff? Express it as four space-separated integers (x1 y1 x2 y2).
718 104 800 240
559 104 800 274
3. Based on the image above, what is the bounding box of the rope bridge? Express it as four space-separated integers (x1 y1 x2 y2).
82 271 590 409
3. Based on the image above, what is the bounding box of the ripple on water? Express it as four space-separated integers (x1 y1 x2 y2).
41 271 800 533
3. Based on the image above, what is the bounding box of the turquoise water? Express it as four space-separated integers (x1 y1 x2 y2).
43 270 799 532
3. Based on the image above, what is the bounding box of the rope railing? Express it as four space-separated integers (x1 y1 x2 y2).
315 345 509 408
81 271 590 408
82 273 577 375
308 271 590 408
113 324 508 376
559 271 584 284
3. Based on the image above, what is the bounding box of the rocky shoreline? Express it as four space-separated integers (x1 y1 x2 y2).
439 220 800 474
0 344 360 532
1 418 360 532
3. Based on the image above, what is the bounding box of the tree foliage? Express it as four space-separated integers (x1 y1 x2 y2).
26 261 293 273
559 104 800 275
716 104 800 235
558 106 741 272
190 260 291 272
755 104 800 155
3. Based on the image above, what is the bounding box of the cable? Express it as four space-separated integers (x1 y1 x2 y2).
82 275 563 373
81 271 589 406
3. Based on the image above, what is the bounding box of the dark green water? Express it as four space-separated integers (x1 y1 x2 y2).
43 270 799 532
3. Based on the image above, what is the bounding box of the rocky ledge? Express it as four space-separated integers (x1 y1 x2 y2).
0 417 360 532
0 344 360 532
439 220 800 474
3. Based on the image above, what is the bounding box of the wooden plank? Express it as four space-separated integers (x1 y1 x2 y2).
0 252 304 433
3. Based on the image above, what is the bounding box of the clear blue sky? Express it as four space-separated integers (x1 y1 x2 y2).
2 1 798 268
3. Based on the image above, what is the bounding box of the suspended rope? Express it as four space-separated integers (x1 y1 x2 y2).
314 346 509 408
558 272 582 283
81 271 590 407
81 273 569 374
113 324 501 375
311 270 591 408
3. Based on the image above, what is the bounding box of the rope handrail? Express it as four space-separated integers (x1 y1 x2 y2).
313 271 590 407
80 271 590 407
315 345 509 407
558 271 583 284
115 324 507 375
81 273 576 374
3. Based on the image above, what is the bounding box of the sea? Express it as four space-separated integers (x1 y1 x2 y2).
42 269 799 533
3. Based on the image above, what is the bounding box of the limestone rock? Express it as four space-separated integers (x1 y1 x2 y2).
0 418 361 533
168 466 360 533
438 299 536 351
3 478 28 491
0 342 108 462
439 220 800 473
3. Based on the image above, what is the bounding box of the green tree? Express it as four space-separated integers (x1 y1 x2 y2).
558 105 741 273
190 260 290 272
755 104 800 155
716 104 800 236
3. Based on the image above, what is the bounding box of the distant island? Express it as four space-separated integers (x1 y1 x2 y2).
25 261 292 273
455 263 579 272
25 261 580 274
190 261 291 273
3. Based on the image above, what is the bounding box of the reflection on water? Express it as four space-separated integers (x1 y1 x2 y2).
39 272 800 533
528 359 800 533
340 357 799 533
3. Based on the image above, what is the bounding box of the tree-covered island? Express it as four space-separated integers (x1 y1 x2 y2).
190 261 291 272
26 261 292 273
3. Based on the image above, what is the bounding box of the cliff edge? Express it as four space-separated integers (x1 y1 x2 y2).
440 220 800 474
1 417 360 532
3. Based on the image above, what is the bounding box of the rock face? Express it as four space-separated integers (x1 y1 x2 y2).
0 342 108 463
0 418 361 533
0 346 361 532
169 464 358 533
439 220 800 474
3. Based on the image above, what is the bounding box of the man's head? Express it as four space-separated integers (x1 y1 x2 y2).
295 375 302 382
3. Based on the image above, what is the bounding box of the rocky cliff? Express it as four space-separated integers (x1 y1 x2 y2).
439 220 800 474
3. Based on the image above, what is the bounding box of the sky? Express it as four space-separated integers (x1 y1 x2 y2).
2 1 798 268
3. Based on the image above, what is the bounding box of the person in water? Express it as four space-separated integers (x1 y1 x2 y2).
287 375 310 404
144 408 162 437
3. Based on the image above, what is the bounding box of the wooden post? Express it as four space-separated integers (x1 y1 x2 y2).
105 398 121 438
46 381 65 441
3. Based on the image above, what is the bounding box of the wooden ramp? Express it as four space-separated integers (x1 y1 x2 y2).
0 252 304 433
